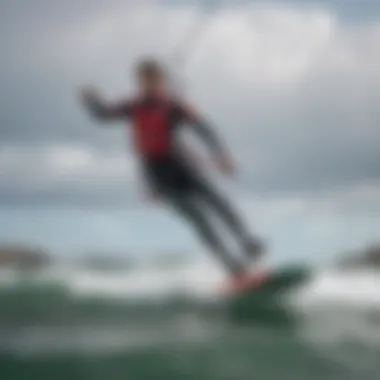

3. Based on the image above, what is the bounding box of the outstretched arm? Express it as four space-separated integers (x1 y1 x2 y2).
191 117 226 156
178 102 235 175
80 86 131 122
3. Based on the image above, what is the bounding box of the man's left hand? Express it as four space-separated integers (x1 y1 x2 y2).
215 154 236 177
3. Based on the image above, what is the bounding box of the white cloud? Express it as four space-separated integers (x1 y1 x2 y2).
240 181 380 219
48 146 93 173
0 144 137 193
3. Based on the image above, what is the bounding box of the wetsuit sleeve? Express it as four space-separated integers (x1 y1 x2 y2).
176 102 226 155
85 97 132 122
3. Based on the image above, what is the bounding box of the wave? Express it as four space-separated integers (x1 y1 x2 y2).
1 262 380 367
0 262 378 329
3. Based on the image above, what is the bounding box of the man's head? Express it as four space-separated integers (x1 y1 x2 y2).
136 58 167 97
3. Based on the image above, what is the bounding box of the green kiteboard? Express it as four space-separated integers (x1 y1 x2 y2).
226 266 310 326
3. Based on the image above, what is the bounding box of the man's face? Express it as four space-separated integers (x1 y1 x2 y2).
138 72 165 96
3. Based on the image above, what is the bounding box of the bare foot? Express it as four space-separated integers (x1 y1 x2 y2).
224 270 268 294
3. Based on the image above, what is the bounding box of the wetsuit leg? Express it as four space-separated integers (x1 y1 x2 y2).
192 179 251 243
198 182 265 260
165 190 245 276
145 155 247 275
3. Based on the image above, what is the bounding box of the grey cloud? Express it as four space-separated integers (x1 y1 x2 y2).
162 0 380 21
0 1 379 207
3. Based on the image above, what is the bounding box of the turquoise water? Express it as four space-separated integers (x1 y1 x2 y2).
0 266 379 380
1 328 352 380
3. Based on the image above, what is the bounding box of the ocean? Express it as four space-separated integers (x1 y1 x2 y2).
0 261 379 380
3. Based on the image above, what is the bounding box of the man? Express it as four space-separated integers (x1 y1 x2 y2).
80 59 264 290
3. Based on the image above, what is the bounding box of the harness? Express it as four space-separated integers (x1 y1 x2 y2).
130 99 173 158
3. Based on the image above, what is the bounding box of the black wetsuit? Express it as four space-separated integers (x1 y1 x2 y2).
85 95 257 275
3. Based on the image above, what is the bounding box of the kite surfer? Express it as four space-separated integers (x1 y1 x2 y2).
79 58 265 291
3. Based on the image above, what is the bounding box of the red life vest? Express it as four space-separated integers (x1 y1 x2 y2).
129 99 172 159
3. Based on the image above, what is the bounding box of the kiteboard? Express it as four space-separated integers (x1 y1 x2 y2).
223 266 310 324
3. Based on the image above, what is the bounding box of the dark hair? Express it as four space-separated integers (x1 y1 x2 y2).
136 58 165 78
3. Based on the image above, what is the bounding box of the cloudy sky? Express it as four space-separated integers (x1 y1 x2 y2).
0 0 379 264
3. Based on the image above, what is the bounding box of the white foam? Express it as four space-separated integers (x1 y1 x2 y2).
65 259 226 300
1 262 380 309
291 268 380 309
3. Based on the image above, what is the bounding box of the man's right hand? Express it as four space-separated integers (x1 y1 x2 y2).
80 86 100 106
